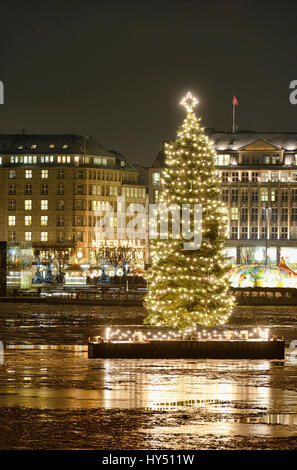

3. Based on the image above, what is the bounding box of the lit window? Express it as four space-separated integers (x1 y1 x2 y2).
25 215 32 226
271 171 279 182
231 207 238 220
41 216 48 226
49 144 55 149
40 155 54 163
102 158 107 166
25 170 32 178
281 171 289 182
41 232 48 241
62 144 68 149
9 170 16 178
24 200 32 210
272 154 280 164
24 156 37 164
152 172 161 186
0 157 2 165
57 155 71 164
25 231 32 241
271 189 278 202
216 154 230 166
261 172 269 182
41 200 48 210
41 169 48 179
8 216 16 226
262 154 270 164
110 186 117 196
31 145 37 149
261 188 268 202
94 157 102 165
17 145 23 150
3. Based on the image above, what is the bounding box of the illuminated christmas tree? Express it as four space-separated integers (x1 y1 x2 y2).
144 92 234 328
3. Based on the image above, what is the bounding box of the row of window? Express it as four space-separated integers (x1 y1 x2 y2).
230 207 297 222
152 169 297 187
2 155 109 166
7 231 86 243
217 153 287 166
220 170 297 183
230 226 289 240
8 215 80 227
7 198 141 212
222 188 297 203
7 168 132 181
8 213 145 227
7 184 145 198
8 231 69 242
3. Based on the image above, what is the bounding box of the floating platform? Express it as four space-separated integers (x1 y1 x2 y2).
88 339 285 360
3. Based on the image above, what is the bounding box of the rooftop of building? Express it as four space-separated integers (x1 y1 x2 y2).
0 133 138 171
206 129 297 151
152 130 297 167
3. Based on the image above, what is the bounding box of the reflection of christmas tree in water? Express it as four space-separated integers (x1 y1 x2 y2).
144 92 234 328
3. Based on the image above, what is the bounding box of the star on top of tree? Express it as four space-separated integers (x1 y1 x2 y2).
180 91 199 113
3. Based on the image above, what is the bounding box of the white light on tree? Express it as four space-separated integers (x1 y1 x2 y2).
144 92 234 328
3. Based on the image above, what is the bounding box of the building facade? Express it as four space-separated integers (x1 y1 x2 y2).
149 131 297 271
0 134 148 271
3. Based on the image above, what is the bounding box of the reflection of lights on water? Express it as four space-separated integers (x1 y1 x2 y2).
100 359 273 410
5 344 87 351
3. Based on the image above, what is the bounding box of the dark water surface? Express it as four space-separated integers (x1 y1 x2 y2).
0 303 297 449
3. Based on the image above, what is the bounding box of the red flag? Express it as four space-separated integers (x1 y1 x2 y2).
233 95 239 106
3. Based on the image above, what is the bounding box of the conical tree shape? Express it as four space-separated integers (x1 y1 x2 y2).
144 92 234 328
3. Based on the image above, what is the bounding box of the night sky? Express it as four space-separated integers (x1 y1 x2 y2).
1 0 297 166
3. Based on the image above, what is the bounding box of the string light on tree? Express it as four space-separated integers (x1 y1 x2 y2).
144 91 235 329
